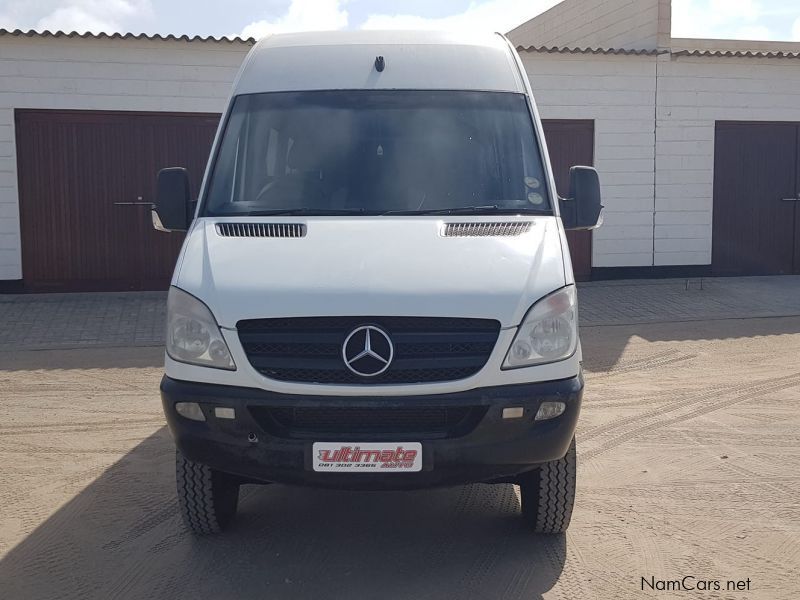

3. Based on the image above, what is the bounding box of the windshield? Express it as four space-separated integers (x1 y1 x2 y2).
203 90 552 216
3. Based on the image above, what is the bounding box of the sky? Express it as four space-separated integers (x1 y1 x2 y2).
0 0 799 42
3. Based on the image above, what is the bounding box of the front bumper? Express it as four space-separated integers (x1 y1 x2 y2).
160 374 583 490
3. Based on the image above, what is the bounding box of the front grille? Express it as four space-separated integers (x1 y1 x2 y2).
237 316 500 384
250 405 487 439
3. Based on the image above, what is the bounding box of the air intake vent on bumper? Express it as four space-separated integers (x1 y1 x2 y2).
215 222 306 238
442 222 532 237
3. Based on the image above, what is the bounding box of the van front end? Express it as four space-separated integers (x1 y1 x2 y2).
160 274 585 492
159 222 586 534
153 31 602 535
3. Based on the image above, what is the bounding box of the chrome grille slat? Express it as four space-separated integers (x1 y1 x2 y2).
216 222 307 238
442 222 532 237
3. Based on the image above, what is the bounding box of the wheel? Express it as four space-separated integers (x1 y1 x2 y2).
176 450 240 535
519 437 576 533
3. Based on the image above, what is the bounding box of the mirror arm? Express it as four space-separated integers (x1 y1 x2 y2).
558 195 578 229
151 207 172 233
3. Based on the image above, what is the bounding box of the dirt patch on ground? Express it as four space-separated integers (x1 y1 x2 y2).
1 318 798 599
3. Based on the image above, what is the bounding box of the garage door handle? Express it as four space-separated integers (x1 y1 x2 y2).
781 195 800 201
115 196 152 206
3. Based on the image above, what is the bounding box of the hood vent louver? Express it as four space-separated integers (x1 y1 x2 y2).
442 222 533 237
215 222 307 238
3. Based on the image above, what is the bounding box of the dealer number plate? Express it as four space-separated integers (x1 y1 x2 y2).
312 442 422 472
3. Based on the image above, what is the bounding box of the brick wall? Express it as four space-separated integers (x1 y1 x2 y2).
3 31 800 278
655 53 800 265
525 49 800 269
523 51 658 267
0 35 250 280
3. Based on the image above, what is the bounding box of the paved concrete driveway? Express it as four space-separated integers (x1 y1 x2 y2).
2 276 799 350
1 277 799 599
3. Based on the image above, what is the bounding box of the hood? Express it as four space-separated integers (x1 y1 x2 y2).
174 217 567 329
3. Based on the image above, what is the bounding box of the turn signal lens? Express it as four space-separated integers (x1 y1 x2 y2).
502 407 524 419
175 402 206 422
214 407 236 420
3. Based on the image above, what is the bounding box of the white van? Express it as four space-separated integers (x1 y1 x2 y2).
153 30 602 535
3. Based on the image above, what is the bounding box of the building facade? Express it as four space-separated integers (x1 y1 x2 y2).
2 0 800 290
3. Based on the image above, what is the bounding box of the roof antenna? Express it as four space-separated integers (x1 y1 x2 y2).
375 55 385 72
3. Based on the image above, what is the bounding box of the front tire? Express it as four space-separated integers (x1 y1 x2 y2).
176 450 240 535
519 437 576 533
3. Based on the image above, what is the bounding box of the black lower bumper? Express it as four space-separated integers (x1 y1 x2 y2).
160 374 583 490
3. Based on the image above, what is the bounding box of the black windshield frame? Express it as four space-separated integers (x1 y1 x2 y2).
200 90 553 217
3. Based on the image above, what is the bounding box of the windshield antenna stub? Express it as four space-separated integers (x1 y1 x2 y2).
375 56 385 72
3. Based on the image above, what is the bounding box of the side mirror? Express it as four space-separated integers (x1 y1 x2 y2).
152 167 192 232
558 166 604 230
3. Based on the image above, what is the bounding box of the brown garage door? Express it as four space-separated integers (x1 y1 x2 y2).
15 110 219 291
713 122 800 275
542 120 594 280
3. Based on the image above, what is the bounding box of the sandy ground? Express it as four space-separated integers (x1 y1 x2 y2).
1 316 799 599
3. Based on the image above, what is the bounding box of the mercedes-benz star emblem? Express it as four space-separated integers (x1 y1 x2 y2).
342 325 394 377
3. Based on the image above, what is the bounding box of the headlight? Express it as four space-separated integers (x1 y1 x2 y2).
503 285 578 368
166 287 236 370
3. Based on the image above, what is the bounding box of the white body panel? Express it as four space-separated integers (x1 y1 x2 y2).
177 217 566 329
166 30 580 395
233 31 525 95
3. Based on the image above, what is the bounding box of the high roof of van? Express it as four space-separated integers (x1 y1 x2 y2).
233 30 527 96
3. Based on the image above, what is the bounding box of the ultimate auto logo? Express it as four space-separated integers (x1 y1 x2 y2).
317 446 418 469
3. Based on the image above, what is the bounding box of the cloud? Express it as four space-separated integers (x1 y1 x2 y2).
672 0 779 39
734 24 773 40
239 0 348 39
0 0 153 34
0 15 19 30
361 0 560 35
236 0 556 40
709 0 760 22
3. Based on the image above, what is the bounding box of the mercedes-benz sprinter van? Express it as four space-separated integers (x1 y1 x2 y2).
154 30 603 535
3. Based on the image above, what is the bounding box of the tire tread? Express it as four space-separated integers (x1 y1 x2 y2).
176 451 239 535
520 437 576 534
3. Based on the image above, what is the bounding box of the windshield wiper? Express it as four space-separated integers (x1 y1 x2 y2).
237 207 368 216
381 205 552 216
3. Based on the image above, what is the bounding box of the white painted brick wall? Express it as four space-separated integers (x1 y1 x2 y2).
655 54 800 266
522 52 657 268
526 49 800 270
3 31 800 279
4 37 662 279
0 35 250 280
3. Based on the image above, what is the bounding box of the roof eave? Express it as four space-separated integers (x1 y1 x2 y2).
0 28 256 45
515 45 663 56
